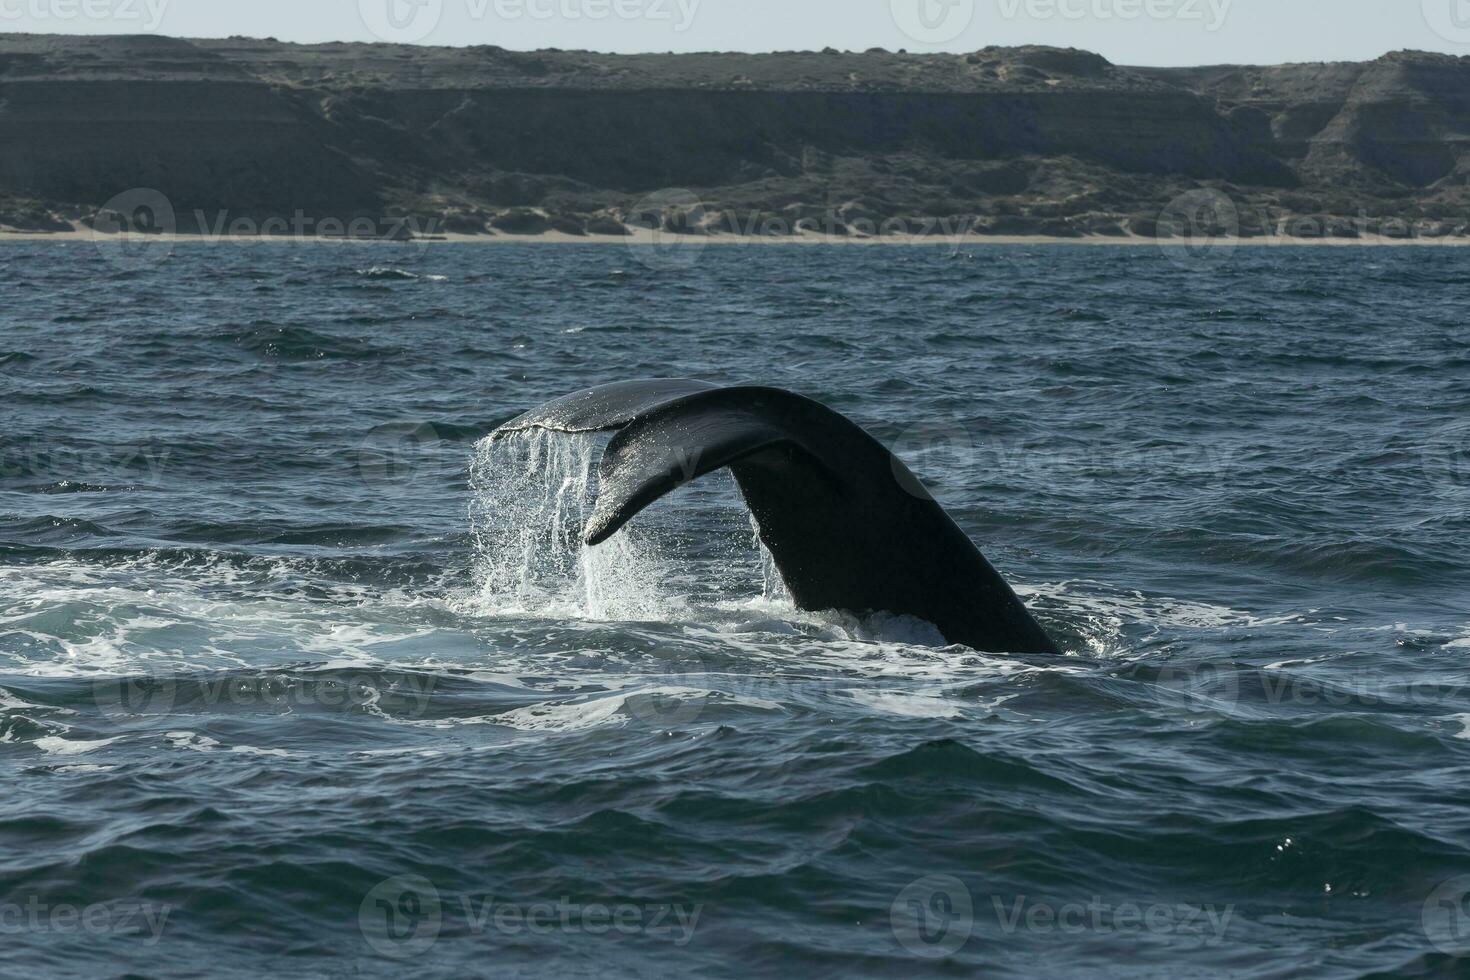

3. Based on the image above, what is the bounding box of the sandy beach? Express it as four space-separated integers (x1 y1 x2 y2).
5 226 1469 247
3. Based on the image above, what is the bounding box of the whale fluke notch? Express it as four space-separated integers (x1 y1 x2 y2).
492 381 1058 655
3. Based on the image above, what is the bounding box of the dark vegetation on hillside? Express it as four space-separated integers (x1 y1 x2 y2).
2 34 1468 238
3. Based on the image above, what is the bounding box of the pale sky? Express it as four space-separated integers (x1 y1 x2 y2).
2 0 1468 66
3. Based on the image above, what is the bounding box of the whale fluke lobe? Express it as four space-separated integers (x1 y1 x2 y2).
491 381 1058 655
495 379 718 437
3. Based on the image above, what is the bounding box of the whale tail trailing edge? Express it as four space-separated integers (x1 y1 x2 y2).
493 380 1058 655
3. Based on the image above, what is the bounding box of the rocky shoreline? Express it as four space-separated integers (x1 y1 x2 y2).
2 34 1468 242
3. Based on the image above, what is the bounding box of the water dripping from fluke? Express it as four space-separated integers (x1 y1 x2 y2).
469 428 780 624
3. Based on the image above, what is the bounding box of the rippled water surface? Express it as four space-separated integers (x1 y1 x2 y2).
2 240 1469 978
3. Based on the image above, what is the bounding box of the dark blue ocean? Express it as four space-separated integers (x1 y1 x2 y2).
2 239 1468 978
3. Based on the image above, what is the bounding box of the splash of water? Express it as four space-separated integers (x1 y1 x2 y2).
469 429 693 620
753 513 788 605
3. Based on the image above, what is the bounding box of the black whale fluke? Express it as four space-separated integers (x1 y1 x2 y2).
493 380 1058 655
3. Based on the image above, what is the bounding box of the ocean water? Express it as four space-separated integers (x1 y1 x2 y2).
2 238 1468 978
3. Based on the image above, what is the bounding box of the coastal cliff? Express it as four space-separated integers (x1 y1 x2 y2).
1 34 1468 238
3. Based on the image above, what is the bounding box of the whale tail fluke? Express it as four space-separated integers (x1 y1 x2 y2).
493 380 1057 655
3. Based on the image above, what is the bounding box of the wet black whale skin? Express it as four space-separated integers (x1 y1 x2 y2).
495 380 1058 655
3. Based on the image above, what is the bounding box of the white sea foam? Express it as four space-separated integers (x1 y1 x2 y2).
1019 579 1320 656
847 690 964 718
0 553 464 679
51 764 117 773
229 745 296 758
355 266 444 281
491 692 634 732
34 735 125 756
165 731 221 752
